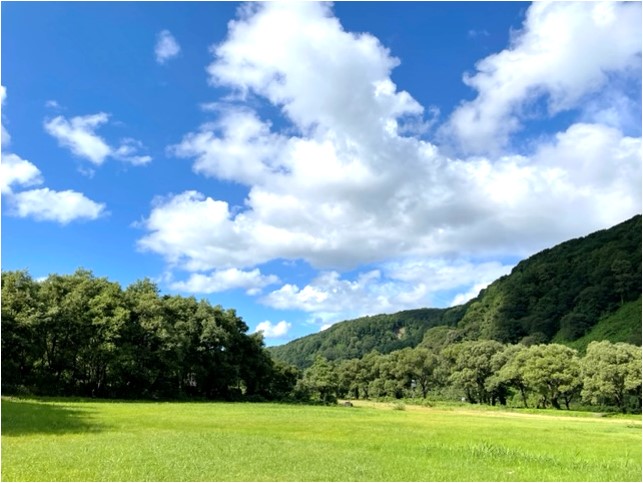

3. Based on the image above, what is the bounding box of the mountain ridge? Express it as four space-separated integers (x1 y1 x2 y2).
270 215 642 368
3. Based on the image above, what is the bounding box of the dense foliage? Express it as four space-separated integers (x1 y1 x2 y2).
271 215 641 368
459 215 642 343
269 306 465 368
1 270 298 400
302 341 642 413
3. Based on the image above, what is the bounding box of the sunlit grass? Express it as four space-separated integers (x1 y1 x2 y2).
2 397 641 481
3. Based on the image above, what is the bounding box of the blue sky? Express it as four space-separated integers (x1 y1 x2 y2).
2 1 641 345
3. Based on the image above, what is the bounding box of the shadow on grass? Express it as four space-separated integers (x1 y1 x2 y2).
1 398 107 436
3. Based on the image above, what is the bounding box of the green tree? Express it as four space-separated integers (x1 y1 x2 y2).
611 259 635 306
357 351 383 399
442 340 505 404
1 270 42 392
336 358 362 399
395 347 439 398
302 356 339 404
490 344 531 407
75 274 129 397
581 341 642 412
266 359 300 400
122 279 177 398
521 344 581 409
484 344 528 406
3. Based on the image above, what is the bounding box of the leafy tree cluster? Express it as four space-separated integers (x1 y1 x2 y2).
2 269 298 400
302 340 641 413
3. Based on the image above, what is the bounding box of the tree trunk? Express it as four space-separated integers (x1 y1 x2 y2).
520 387 528 408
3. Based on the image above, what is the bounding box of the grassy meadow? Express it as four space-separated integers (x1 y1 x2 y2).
2 397 641 482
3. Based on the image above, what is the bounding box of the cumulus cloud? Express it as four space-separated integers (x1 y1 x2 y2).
208 2 423 136
44 113 151 166
264 271 388 321
253 320 291 338
140 2 640 323
143 3 640 273
8 188 106 224
262 259 513 325
2 88 106 224
155 30 181 64
113 138 153 166
170 107 285 184
44 113 112 165
1 153 43 194
445 1 641 154
170 268 279 294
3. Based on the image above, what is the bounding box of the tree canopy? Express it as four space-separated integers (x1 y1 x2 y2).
1 269 298 401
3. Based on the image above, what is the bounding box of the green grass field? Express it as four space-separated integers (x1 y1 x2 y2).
2 397 641 481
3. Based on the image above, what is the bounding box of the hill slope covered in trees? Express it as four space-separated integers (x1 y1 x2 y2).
271 215 642 368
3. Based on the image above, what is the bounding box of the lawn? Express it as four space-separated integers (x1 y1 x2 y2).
1 397 641 481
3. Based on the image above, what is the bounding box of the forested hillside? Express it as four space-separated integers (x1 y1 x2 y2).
457 215 641 343
271 215 642 368
269 307 466 369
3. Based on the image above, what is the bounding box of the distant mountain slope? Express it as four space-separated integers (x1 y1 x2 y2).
457 215 641 343
270 215 641 368
269 306 466 368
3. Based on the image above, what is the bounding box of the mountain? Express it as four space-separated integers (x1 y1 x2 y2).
269 307 465 369
270 215 641 368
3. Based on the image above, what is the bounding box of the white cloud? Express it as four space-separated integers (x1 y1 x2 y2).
445 1 641 154
155 30 181 65
170 108 285 184
1 153 43 194
144 1 640 275
264 271 387 319
262 259 513 326
2 89 106 224
208 2 423 137
113 138 153 166
44 113 151 166
451 282 489 306
44 113 112 165
141 2 640 324
170 268 279 294
254 320 291 338
138 191 241 270
8 188 106 224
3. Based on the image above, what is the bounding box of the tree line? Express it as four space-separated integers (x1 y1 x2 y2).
298 340 642 413
3 269 640 413
2 269 298 400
